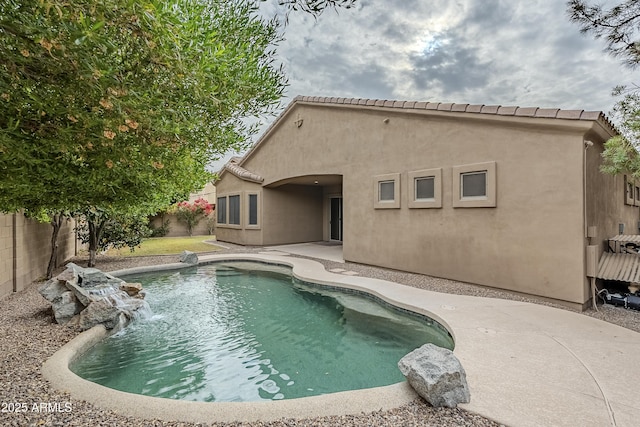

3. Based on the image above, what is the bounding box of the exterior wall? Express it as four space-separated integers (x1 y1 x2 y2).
215 174 264 245
585 136 640 262
261 185 323 245
218 103 611 306
1 213 76 298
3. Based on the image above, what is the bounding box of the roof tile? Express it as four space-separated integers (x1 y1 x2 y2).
465 104 484 113
426 102 440 110
366 99 377 106
403 101 416 109
514 107 538 117
438 103 454 111
580 111 602 120
481 105 500 114
556 110 584 120
383 100 395 107
374 99 386 107
497 106 517 116
535 108 560 118
451 103 468 112
414 101 427 109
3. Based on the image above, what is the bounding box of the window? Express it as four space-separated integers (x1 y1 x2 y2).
461 171 487 198
217 196 227 224
415 177 435 200
408 168 442 209
229 195 240 225
625 175 635 206
248 193 259 226
379 181 395 201
373 173 400 209
453 161 497 208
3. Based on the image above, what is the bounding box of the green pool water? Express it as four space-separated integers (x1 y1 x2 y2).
71 261 453 402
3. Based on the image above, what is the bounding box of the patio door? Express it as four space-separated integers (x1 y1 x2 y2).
330 197 343 241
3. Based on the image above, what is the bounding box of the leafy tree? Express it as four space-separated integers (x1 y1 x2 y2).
172 198 214 236
567 0 640 68
0 0 287 269
568 1 640 177
76 208 152 259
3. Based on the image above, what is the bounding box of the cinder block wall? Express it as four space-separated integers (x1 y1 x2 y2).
0 213 77 298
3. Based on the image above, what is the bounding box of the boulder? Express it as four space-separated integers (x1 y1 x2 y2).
120 282 143 297
398 343 470 408
180 250 198 264
38 279 69 303
40 263 149 330
78 299 123 330
51 291 83 324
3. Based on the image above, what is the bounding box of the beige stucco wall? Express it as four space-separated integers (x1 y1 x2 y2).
217 102 618 306
585 136 640 269
1 213 77 298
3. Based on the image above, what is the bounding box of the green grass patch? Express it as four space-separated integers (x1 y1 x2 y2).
104 236 221 257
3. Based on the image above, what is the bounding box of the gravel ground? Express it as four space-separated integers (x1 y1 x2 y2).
2 243 639 427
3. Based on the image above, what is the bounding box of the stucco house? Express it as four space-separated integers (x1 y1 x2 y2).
214 95 639 309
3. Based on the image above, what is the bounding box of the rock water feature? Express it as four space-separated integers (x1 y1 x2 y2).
39 263 150 331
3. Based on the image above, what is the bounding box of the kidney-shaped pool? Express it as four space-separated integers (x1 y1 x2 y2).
70 261 453 402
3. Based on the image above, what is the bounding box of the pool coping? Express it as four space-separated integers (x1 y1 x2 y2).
41 254 436 423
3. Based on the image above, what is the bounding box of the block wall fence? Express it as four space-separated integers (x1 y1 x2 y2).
0 213 77 298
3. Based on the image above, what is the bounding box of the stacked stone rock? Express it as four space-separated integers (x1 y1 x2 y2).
38 263 148 331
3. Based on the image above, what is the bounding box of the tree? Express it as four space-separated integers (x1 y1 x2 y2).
76 208 152 259
567 0 640 68
172 198 214 236
0 0 287 269
568 1 640 176
266 0 356 16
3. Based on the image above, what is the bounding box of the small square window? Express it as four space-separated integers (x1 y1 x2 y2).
373 173 400 209
408 168 442 209
461 171 487 198
379 181 395 201
453 162 496 208
415 177 435 200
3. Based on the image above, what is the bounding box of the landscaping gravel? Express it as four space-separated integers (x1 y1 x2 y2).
2 243 638 427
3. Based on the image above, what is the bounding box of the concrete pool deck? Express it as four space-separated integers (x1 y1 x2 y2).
42 253 640 427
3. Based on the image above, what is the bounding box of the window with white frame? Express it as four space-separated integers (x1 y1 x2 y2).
228 195 240 225
373 173 400 209
452 161 497 208
217 196 227 224
408 168 442 209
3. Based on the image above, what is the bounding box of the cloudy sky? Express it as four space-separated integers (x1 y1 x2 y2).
212 0 638 169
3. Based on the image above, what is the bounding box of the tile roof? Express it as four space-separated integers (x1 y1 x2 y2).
292 95 614 127
223 157 264 183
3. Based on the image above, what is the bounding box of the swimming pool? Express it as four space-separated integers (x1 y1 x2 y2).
70 261 453 402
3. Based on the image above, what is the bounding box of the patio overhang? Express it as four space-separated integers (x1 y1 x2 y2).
263 174 342 188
